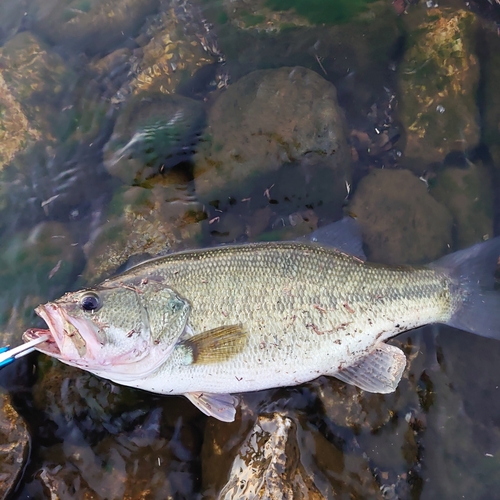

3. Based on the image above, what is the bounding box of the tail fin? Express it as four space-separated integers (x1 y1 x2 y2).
430 237 500 340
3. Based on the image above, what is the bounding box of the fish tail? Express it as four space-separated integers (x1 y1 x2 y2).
430 237 500 339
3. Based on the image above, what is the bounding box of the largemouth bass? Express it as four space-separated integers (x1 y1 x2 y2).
23 223 500 421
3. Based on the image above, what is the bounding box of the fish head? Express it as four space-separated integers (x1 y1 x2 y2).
22 281 191 379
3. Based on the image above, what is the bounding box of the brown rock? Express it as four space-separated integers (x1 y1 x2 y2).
348 169 453 264
398 8 480 170
194 67 351 208
430 162 494 248
0 392 30 499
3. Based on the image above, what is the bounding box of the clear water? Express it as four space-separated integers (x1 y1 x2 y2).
0 0 499 498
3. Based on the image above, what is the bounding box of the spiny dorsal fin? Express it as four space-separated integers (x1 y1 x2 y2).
334 343 406 393
180 324 247 364
305 216 366 261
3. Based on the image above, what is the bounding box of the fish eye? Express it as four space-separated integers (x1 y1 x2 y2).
80 292 101 312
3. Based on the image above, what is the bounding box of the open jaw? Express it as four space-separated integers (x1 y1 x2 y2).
22 302 69 358
23 303 91 363
22 328 61 356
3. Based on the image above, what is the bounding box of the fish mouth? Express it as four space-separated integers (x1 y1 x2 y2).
22 303 66 357
23 303 95 364
22 328 61 357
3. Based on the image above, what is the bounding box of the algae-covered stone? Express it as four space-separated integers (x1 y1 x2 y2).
29 0 159 54
113 1 223 103
0 32 73 139
348 169 453 264
104 92 205 184
431 162 493 248
221 0 380 32
221 0 313 31
194 66 351 206
398 8 479 170
0 392 30 500
83 182 205 282
0 74 41 171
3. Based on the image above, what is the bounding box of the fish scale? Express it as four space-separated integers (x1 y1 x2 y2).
112 243 453 394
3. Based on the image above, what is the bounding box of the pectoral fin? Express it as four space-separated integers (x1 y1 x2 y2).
334 343 406 393
184 392 239 422
179 324 247 364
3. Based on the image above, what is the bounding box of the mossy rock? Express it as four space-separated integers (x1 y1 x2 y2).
104 92 205 185
348 168 453 264
194 66 351 207
398 7 479 171
29 0 159 54
0 392 30 499
83 183 205 283
431 162 493 248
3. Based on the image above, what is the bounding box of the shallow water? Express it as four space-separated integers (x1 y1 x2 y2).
0 0 500 498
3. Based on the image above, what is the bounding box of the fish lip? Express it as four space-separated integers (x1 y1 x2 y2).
34 303 64 348
30 302 92 358
35 303 101 362
22 327 61 357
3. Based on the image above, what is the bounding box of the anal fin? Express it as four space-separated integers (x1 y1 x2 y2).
184 392 239 422
334 343 406 393
179 324 247 364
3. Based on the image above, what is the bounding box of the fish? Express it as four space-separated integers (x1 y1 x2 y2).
23 219 500 422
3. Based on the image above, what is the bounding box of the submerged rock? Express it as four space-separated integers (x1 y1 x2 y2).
430 161 494 248
348 169 453 264
0 32 74 135
194 66 351 207
0 0 27 46
0 73 41 171
221 0 387 31
203 412 381 498
217 414 328 499
411 327 500 499
28 357 199 499
29 0 159 54
0 392 30 500
221 0 313 31
398 7 480 170
0 32 73 170
111 0 224 104
481 24 500 172
0 221 84 347
104 92 205 184
83 181 205 283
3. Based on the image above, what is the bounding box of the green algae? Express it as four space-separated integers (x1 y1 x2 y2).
265 0 378 25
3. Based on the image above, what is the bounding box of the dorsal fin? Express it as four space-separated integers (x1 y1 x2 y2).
304 217 366 260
